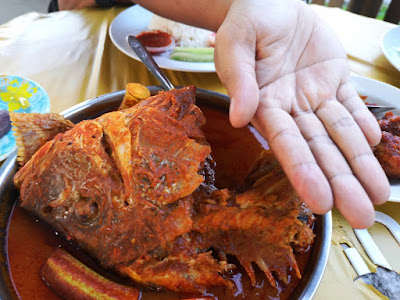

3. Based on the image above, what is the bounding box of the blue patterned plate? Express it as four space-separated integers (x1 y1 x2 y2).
0 75 50 162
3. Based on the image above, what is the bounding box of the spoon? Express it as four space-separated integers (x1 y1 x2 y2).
127 35 174 91
366 105 396 115
127 35 396 117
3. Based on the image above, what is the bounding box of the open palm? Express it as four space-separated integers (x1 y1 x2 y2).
215 0 390 228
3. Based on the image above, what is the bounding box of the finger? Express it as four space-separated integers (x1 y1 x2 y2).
252 106 334 215
214 23 259 128
293 106 376 228
254 102 376 228
337 81 382 146
331 174 375 228
316 98 390 206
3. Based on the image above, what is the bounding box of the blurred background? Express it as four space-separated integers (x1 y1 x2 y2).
0 0 48 25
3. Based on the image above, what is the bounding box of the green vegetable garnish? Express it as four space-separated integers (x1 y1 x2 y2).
170 47 214 62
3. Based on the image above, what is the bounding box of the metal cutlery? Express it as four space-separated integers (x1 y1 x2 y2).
375 211 400 244
366 105 396 115
341 211 400 299
127 35 174 91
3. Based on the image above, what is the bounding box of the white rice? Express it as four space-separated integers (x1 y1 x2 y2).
148 15 213 48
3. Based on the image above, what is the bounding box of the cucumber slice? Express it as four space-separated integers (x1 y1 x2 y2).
173 47 214 55
170 50 214 62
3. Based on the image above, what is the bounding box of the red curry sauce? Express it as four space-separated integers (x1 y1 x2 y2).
136 30 173 48
7 105 312 300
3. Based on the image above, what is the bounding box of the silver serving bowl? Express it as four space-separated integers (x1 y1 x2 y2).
0 87 332 299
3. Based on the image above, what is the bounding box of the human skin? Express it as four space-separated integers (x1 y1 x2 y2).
60 0 391 228
57 0 131 10
134 0 390 229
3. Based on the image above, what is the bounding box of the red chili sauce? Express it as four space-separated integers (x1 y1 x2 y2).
7 105 313 300
136 30 173 48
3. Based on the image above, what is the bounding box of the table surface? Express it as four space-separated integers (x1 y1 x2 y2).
0 4 399 300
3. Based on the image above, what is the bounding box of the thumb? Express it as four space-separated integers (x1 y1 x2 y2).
214 23 259 128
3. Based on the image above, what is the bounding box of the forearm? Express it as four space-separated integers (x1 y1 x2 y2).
58 0 132 10
132 0 233 32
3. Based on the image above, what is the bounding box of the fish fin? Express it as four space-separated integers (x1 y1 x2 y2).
10 112 74 166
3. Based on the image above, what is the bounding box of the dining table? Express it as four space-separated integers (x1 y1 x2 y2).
0 3 400 300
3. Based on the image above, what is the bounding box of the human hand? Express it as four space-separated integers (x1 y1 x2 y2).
214 0 390 228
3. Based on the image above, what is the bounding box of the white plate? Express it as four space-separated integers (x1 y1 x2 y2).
351 74 400 202
381 26 400 72
109 5 216 73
